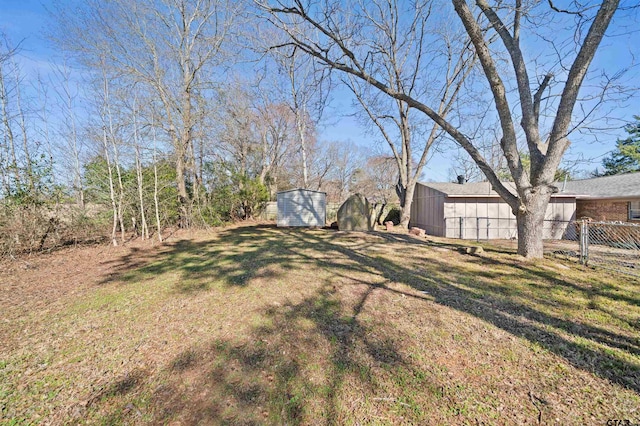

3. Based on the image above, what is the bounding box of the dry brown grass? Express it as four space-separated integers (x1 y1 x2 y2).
1 223 639 425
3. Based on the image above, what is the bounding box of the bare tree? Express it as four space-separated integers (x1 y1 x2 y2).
321 141 365 202
34 74 56 189
151 116 163 243
214 82 261 178
0 60 16 197
0 37 21 196
51 61 85 208
346 22 475 228
356 155 398 204
11 56 34 192
0 36 51 199
262 0 627 257
132 93 149 240
99 65 126 245
53 0 239 227
255 101 297 196
266 0 476 229
213 76 304 200
100 125 120 247
269 44 330 189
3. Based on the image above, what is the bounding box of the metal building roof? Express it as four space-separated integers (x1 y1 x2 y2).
420 172 640 200
419 181 574 198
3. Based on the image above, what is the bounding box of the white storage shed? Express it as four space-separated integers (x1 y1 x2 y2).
277 189 327 227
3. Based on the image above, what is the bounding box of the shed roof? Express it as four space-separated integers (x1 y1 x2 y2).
277 188 326 195
558 172 640 199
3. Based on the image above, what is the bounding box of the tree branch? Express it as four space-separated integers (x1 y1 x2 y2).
545 0 620 180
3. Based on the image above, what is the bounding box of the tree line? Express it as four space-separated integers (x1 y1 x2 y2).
0 0 637 258
0 0 398 255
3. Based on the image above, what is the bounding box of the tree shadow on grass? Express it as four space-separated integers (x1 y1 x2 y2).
93 224 639 422
144 281 433 424
98 225 304 289
299 229 640 393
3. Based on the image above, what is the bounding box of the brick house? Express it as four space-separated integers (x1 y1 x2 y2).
561 172 640 223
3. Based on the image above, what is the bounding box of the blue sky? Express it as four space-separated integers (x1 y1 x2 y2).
1 0 638 182
1 0 50 53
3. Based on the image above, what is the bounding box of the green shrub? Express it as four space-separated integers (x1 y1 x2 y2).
383 206 401 225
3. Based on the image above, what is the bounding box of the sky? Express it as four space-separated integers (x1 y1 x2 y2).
1 0 638 183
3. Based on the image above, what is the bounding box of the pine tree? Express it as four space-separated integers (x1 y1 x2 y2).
601 116 640 176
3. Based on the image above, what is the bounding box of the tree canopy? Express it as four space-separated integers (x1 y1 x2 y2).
600 116 640 176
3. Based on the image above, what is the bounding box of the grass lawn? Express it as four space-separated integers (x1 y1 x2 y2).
1 223 639 425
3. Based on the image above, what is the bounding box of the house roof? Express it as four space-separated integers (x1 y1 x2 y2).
420 172 640 200
419 181 575 198
558 172 640 199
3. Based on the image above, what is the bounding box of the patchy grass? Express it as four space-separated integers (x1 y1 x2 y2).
1 223 639 425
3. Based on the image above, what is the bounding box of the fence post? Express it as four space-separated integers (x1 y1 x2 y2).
459 217 464 239
579 219 589 265
476 218 480 242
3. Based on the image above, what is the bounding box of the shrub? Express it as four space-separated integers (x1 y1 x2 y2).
383 206 401 226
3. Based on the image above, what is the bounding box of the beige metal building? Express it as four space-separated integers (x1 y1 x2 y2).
410 181 577 240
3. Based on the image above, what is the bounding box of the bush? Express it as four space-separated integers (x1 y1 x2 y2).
383 206 401 226
0 202 107 257
200 164 270 224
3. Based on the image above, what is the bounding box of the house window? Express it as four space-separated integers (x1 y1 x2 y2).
630 201 640 220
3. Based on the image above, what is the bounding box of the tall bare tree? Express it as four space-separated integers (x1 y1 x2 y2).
344 16 475 228
131 93 149 240
54 0 238 227
51 61 85 208
262 0 628 257
255 101 297 196
0 48 17 196
269 44 330 189
0 37 22 196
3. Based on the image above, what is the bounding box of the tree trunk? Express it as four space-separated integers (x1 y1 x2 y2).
297 112 309 189
374 202 387 226
13 64 34 192
515 190 551 258
0 69 20 192
176 154 189 228
399 181 416 230
65 71 84 210
395 174 416 230
132 96 148 240
153 159 163 243
152 122 163 243
102 127 118 247
135 145 148 240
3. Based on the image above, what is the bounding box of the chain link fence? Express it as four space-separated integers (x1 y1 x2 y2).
444 217 572 241
445 216 640 277
565 220 640 276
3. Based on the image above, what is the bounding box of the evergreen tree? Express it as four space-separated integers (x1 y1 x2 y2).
601 117 640 176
